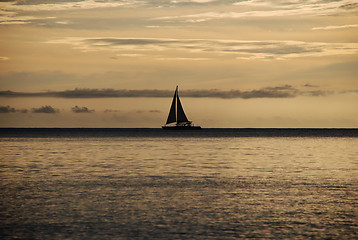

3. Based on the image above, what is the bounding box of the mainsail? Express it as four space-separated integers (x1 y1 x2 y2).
165 86 190 125
166 88 177 124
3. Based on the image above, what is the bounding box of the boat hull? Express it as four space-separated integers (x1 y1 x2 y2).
162 125 201 130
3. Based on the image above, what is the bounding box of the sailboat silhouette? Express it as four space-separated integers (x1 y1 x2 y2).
162 86 201 130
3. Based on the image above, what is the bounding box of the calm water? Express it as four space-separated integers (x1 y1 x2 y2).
1 129 357 239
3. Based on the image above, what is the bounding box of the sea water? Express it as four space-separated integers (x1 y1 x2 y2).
1 129 357 239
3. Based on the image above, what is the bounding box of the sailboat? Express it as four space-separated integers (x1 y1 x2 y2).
162 86 201 130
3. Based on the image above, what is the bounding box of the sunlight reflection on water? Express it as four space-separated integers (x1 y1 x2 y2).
1 136 357 239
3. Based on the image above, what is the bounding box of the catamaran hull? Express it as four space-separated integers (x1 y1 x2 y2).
162 126 202 130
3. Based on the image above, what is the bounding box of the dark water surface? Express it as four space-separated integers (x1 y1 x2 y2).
1 129 357 239
1 128 358 138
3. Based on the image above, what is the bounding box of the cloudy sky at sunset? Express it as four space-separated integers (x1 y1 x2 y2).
1 0 357 127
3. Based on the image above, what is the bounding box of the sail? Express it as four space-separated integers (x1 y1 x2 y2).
166 87 177 124
176 90 189 123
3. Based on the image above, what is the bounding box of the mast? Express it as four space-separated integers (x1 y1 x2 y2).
176 86 189 124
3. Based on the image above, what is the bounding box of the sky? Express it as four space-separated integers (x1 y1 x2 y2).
0 0 357 128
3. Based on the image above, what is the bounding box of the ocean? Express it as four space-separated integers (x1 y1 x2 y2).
1 128 357 239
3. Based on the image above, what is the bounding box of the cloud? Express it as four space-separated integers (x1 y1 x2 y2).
0 0 142 25
1 105 96 114
0 88 170 98
303 83 319 88
340 1 358 10
155 57 211 61
32 105 59 113
47 37 358 60
0 105 16 113
0 105 28 113
1 0 357 26
158 0 358 22
72 105 95 113
0 85 349 99
171 0 217 3
57 88 171 98
312 24 358 30
181 85 299 99
2 0 138 12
